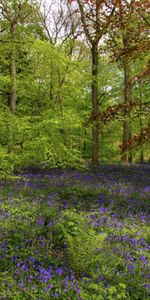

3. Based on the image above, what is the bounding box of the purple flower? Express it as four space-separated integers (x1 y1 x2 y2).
97 275 104 282
18 282 24 288
143 284 150 291
48 221 53 227
39 267 52 283
22 264 28 272
11 255 17 263
70 273 75 280
44 284 53 291
64 277 69 288
92 220 99 227
53 292 59 298
56 267 64 275
140 255 147 262
143 186 150 193
127 265 135 275
1 241 7 249
71 283 80 294
29 256 35 263
48 201 54 206
99 207 108 214
147 273 150 279
37 219 44 226
113 247 118 254
26 239 31 243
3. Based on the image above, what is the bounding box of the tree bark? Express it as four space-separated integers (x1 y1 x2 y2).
8 22 17 153
122 62 132 163
139 86 144 163
91 43 99 166
9 23 17 113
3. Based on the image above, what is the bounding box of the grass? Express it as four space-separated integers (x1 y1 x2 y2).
0 164 150 299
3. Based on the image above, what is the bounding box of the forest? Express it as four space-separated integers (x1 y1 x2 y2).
0 0 150 299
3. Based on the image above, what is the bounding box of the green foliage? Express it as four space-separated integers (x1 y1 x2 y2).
53 209 107 275
0 147 13 175
0 168 150 299
0 0 149 173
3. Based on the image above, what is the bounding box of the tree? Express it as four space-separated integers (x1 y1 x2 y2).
41 0 81 45
0 0 40 152
68 0 116 166
107 0 149 162
120 59 150 156
0 0 39 112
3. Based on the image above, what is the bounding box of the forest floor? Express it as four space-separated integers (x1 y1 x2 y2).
0 165 150 299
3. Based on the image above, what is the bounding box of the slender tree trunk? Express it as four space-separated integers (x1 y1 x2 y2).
50 57 54 109
49 81 54 108
122 62 132 163
8 22 17 153
82 129 87 158
9 23 17 113
91 43 99 166
139 87 144 163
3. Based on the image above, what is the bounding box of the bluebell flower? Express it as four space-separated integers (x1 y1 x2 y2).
18 282 24 288
56 267 64 275
44 284 53 291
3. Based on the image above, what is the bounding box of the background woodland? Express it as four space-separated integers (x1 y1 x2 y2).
0 0 150 175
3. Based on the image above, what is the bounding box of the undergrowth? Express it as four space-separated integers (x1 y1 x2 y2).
0 167 150 299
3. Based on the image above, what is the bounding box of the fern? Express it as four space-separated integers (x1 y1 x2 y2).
53 209 107 275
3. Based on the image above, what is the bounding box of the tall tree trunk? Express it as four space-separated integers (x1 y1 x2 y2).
122 62 132 163
91 43 99 166
49 81 54 109
8 22 17 153
82 129 87 158
9 23 17 113
139 86 144 163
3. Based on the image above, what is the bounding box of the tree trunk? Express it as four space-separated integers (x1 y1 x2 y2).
49 81 54 109
8 22 17 153
91 43 99 166
122 63 132 163
139 87 144 163
9 23 17 113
